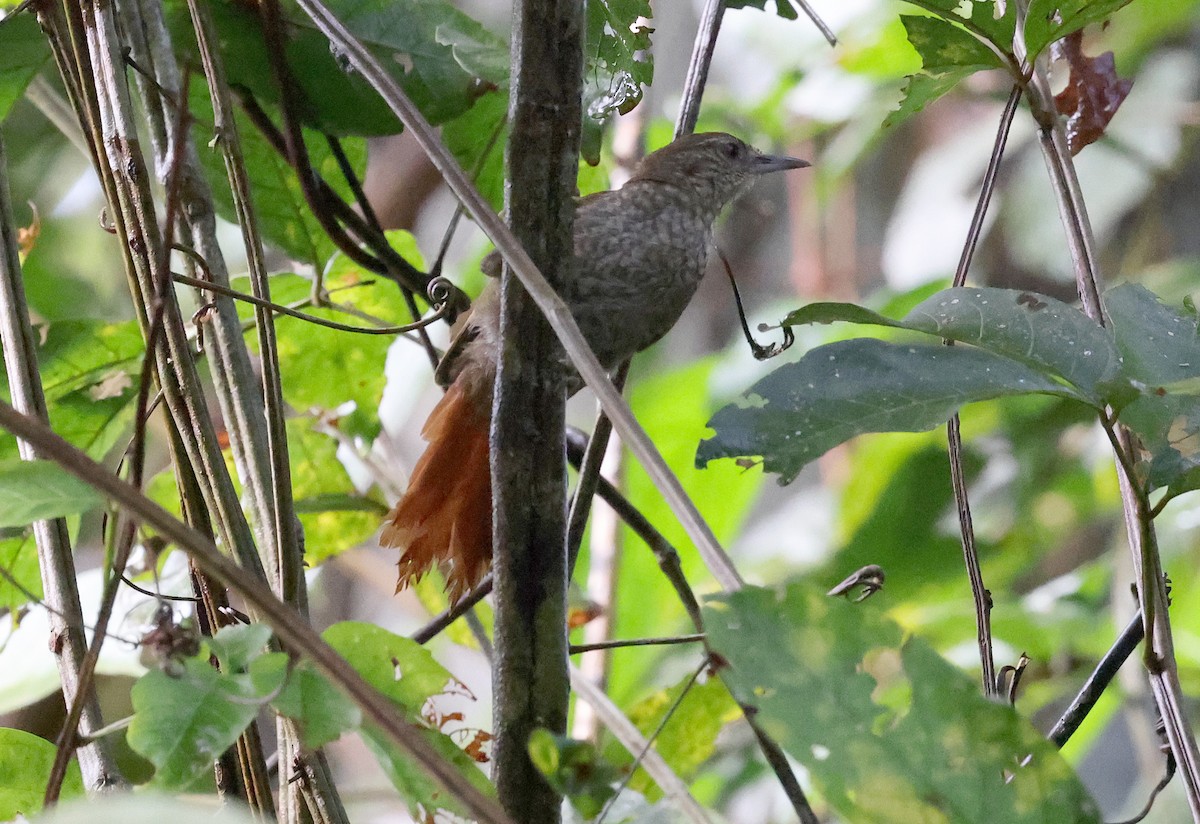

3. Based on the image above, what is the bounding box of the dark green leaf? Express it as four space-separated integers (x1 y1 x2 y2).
725 0 800 21
1024 0 1136 60
255 654 362 749
697 338 1079 484
883 16 1006 132
904 287 1123 404
442 90 508 211
0 15 50 122
528 729 620 818
704 584 1102 823
0 459 103 527
781 287 1124 404
583 0 654 163
0 727 84 819
128 657 279 790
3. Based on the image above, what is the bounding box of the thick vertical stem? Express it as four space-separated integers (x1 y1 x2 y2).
490 0 582 819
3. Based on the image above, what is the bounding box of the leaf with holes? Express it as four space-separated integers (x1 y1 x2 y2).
697 338 1079 484
582 0 654 163
705 584 1102 823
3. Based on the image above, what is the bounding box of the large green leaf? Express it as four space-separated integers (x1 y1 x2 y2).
704 584 1101 823
0 459 103 528
1104 284 1200 492
0 15 50 123
128 649 284 790
883 15 1006 132
187 83 365 268
697 337 1078 484
322 621 495 817
0 534 40 613
0 727 84 819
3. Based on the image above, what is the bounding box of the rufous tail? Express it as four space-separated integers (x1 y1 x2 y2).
381 379 492 602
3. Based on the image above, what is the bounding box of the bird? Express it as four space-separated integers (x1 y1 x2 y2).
381 132 810 601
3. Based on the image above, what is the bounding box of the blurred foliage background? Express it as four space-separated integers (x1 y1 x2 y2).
2 0 1200 821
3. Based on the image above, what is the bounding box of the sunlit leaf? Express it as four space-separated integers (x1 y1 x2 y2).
0 459 103 527
0 727 84 819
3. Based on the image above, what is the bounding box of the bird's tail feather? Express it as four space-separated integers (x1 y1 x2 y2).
382 381 491 602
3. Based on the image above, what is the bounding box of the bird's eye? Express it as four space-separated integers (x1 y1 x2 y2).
723 140 741 159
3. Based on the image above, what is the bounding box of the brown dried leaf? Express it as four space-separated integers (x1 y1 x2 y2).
1052 31 1133 155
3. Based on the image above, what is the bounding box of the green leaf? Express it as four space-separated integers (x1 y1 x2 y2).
903 287 1124 404
1104 284 1200 492
620 676 736 799
696 338 1079 485
0 459 103 527
781 287 1124 404
322 621 495 816
0 727 84 819
528 729 620 818
322 621 456 710
582 0 654 164
1024 0 1136 60
704 584 1102 823
256 655 362 749
128 657 279 790
0 534 40 612
0 15 50 122
883 15 1006 132
206 623 274 673
442 90 508 211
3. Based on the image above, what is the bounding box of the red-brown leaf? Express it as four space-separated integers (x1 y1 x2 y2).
1052 31 1133 155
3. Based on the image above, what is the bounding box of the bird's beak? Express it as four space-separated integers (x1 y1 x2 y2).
752 154 811 174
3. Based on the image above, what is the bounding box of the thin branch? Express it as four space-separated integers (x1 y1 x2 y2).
569 664 714 824
171 271 452 335
570 634 705 654
596 658 708 824
1049 611 1144 748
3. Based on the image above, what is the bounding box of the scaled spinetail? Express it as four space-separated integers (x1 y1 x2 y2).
381 132 810 601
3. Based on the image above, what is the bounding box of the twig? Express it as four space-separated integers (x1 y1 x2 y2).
0 398 515 824
171 271 452 335
1049 611 1144 748
570 634 705 654
1014 1 1200 811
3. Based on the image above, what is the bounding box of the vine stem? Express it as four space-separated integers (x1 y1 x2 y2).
944 83 1021 695
1012 1 1200 814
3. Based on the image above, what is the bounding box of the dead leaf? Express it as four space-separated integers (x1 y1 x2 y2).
17 202 40 259
1052 31 1133 156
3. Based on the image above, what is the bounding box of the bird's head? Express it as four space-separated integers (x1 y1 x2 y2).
629 132 810 206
